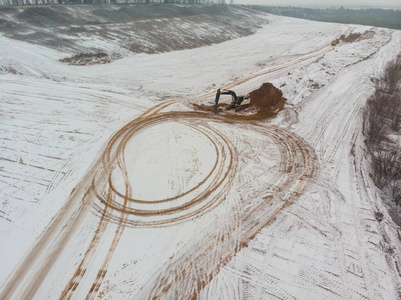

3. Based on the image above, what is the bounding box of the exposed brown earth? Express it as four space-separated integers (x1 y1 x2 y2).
59 56 111 66
193 82 286 120
343 32 362 43
249 82 286 113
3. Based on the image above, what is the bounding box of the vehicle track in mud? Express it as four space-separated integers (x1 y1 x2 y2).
59 110 318 299
135 123 318 299
57 108 241 299
90 114 237 227
0 39 339 299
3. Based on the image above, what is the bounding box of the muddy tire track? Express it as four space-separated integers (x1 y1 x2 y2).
58 109 239 298
0 105 316 300
135 124 318 299
89 112 238 228
52 109 317 300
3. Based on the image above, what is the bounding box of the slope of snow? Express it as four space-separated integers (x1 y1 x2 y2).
0 4 269 55
1 11 401 299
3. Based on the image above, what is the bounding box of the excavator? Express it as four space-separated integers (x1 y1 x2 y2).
214 89 251 111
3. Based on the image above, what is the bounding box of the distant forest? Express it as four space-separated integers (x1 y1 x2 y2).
0 0 230 5
246 6 401 30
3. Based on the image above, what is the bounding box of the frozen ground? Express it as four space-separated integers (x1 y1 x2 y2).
1 7 401 300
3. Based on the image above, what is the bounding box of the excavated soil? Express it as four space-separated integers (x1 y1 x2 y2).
249 82 286 113
194 82 286 121
343 33 362 43
59 56 111 66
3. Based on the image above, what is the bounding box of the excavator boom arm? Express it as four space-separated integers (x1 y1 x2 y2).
214 89 248 110
214 89 221 110
220 90 237 101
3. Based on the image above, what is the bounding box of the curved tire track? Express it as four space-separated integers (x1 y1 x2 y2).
134 124 318 299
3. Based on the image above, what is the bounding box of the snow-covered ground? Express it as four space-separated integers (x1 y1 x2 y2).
0 4 269 55
1 9 401 299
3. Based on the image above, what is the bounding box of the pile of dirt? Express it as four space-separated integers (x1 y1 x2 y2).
249 82 286 114
343 33 362 43
192 82 286 121
59 55 111 66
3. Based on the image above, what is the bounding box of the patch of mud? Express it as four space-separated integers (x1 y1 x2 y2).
59 52 111 66
343 31 375 43
193 82 286 121
359 30 375 40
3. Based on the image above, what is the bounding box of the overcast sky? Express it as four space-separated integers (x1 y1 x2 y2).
234 0 401 8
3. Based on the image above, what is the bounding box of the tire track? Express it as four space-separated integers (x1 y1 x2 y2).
135 124 318 299
58 110 238 298
89 113 236 226
60 189 113 300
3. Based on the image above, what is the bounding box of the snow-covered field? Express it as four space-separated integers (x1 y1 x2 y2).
1 7 401 299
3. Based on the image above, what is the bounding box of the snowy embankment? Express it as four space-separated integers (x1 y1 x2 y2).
0 4 268 55
1 7 401 299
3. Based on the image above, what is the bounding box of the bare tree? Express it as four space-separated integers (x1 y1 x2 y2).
389 180 401 205
371 150 399 188
364 53 401 207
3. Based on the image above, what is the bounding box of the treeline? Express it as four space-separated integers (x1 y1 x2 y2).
0 0 231 5
363 54 401 206
246 6 401 30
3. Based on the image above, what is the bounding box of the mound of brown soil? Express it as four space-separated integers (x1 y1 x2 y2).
59 56 111 66
192 82 286 121
343 33 362 43
249 82 286 114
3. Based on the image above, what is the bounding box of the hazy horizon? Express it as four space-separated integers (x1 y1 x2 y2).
234 0 401 9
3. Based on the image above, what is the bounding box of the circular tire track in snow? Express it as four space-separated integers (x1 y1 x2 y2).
83 110 318 300
89 111 238 227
